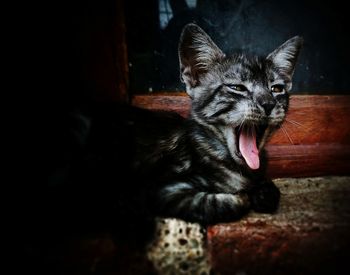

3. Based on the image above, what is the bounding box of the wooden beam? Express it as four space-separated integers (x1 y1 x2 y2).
270 96 350 144
266 144 350 178
131 93 190 117
132 94 350 177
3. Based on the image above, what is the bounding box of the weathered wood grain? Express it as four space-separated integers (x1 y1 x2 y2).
132 94 350 177
266 144 350 177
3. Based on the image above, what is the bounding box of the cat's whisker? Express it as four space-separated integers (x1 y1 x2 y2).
281 125 294 145
238 107 248 131
285 118 306 129
238 118 245 131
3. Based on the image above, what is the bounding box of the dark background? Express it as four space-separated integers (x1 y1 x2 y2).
126 0 350 94
45 0 350 109
32 0 350 273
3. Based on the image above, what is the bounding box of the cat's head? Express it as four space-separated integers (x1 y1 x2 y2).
178 23 303 170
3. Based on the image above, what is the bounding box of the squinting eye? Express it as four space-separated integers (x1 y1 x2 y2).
226 84 248 92
271 84 285 93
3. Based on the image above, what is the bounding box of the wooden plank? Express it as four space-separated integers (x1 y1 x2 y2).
132 94 350 144
131 93 190 117
266 144 350 178
270 95 350 145
132 94 350 177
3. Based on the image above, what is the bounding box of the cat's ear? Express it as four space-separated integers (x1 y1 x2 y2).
267 36 303 80
178 23 225 96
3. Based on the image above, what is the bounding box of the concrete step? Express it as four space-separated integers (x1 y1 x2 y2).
207 176 350 275
44 177 350 274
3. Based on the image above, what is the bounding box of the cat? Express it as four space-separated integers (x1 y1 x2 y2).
47 23 303 243
153 23 303 224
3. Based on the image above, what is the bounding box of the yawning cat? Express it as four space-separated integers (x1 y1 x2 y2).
48 23 303 234
153 23 303 224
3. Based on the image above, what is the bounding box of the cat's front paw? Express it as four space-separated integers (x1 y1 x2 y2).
248 181 280 213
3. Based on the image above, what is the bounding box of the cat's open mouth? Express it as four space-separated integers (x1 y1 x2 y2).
234 124 267 170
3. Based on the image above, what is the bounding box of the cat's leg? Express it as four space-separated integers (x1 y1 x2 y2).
247 180 280 213
157 182 250 225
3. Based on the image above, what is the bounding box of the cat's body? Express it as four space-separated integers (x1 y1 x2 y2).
48 24 302 240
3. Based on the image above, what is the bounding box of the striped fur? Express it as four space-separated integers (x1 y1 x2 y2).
152 24 303 225
51 24 303 228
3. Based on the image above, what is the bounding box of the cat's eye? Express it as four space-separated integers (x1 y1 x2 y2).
271 85 285 93
226 84 248 93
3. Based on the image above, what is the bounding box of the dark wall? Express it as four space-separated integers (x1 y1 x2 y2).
43 0 350 100
126 0 350 94
46 0 126 110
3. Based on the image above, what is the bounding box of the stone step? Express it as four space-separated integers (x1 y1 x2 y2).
44 177 350 274
146 177 350 274
207 177 350 275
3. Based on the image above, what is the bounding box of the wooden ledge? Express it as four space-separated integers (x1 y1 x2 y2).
132 94 350 178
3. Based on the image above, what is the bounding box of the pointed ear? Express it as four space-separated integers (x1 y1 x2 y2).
267 36 303 80
178 23 225 95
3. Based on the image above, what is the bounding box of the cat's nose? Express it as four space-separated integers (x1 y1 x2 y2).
261 101 276 116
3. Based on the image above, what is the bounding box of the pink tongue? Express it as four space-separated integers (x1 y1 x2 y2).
239 127 260 170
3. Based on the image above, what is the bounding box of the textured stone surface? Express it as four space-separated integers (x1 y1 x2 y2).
208 176 350 275
45 177 350 274
147 218 210 275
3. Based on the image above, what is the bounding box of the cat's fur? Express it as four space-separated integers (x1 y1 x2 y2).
48 24 302 241
155 24 302 224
